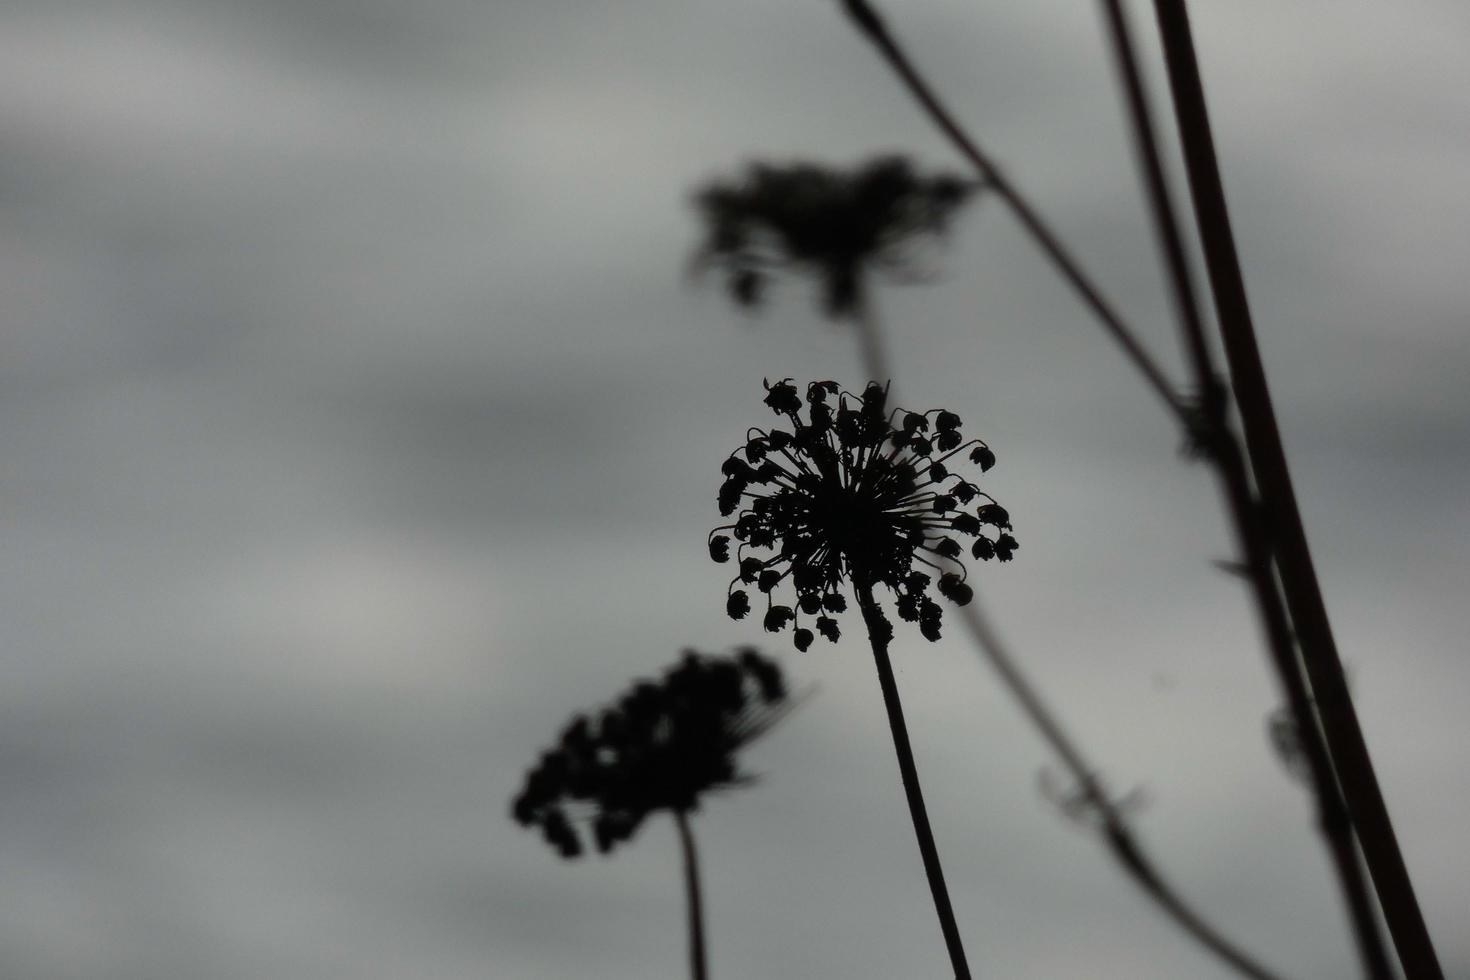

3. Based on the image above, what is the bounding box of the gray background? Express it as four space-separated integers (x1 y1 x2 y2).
1 0 1466 977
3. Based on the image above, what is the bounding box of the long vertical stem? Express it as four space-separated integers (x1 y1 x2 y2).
1147 3 1439 975
675 810 708 980
855 581 972 979
1094 1 1395 976
831 0 1410 972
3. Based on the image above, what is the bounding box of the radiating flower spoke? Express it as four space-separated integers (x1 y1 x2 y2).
713 381 1015 649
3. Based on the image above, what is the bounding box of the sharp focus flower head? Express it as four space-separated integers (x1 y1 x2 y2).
511 649 790 858
692 156 977 318
711 380 1018 648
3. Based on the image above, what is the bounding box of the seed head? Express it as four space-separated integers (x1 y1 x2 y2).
692 156 977 318
711 380 1017 648
511 649 790 858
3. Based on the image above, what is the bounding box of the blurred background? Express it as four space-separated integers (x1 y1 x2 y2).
2 0 1467 977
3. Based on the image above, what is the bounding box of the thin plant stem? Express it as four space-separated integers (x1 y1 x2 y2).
956 599 1287 980
1093 1 1395 975
675 810 708 980
827 5 1387 972
1147 3 1439 975
854 580 972 980
850 286 893 391
838 0 1187 422
850 292 1285 979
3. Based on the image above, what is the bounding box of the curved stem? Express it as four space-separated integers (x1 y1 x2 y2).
838 0 1187 422
957 599 1287 980
854 581 972 980
1094 2 1397 976
675 810 708 980
1147 3 1437 975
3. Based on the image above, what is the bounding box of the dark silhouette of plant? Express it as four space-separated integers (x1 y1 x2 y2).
1091 3 1399 974
511 649 790 980
711 379 1013 980
691 160 1289 974
809 1 1422 976
1145 3 1436 974
959 598 1287 980
711 378 1014 651
694 156 974 317
693 157 976 378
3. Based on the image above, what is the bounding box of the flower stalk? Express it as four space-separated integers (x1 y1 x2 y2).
675 810 708 980
857 580 972 979
837 0 1186 420
512 650 792 978
1146 2 1439 974
712 382 1009 976
694 153 1288 973
823 0 1413 974
1093 0 1397 974
959 598 1286 980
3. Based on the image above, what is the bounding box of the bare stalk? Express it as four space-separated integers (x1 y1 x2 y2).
855 580 973 980
848 255 1287 980
826 3 1392 972
838 0 1186 422
675 810 708 980
1146 3 1439 975
850 283 893 392
1093 1 1395 975
957 599 1287 980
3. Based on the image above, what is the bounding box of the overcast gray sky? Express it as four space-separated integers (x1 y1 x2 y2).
1 1 1467 977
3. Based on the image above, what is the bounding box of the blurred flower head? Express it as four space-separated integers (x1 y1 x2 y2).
692 155 977 317
511 649 789 858
711 380 1017 649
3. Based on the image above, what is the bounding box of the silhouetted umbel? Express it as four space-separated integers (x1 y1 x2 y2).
511 649 788 857
711 379 1016 650
692 156 975 317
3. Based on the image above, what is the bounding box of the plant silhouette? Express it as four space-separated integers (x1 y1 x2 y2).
787 0 1423 974
710 379 1016 980
693 156 974 318
687 136 1294 980
712 378 1014 652
693 156 976 380
511 649 791 980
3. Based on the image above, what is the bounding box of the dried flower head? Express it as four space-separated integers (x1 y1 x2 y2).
711 380 1017 649
692 156 976 317
511 649 789 858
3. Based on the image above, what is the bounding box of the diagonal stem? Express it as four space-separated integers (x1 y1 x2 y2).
839 0 1187 422
1147 3 1439 975
675 810 708 980
1093 1 1396 975
825 6 1374 974
855 580 972 980
956 599 1287 980
850 293 1285 979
